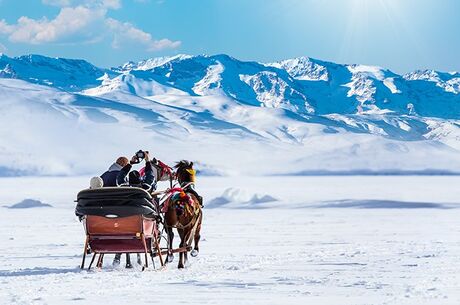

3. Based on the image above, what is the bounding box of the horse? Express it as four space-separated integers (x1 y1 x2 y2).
163 160 203 269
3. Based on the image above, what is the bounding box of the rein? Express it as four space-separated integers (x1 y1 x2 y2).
158 160 174 188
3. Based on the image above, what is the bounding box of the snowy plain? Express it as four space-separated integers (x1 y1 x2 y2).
1 175 460 305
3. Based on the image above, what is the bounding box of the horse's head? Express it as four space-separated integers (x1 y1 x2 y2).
174 160 196 186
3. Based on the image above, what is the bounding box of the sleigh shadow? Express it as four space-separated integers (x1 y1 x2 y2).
0 267 81 277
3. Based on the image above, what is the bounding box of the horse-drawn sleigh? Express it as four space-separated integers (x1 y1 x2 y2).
75 160 202 270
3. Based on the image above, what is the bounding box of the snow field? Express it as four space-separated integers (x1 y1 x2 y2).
1 176 460 304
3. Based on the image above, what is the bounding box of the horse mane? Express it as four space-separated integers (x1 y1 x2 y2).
174 160 194 185
174 160 193 170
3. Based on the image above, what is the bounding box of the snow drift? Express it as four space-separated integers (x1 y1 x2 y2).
6 199 52 209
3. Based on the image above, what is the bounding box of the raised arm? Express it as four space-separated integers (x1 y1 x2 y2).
116 163 132 186
143 152 157 190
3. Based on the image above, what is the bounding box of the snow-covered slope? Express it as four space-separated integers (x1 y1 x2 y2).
1 53 460 176
0 54 112 90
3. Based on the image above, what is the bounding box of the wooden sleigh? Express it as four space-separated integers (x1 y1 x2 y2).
76 187 165 270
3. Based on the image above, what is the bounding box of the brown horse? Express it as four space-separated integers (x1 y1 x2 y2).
163 160 203 269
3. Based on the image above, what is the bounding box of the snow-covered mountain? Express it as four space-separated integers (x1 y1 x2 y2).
1 53 460 176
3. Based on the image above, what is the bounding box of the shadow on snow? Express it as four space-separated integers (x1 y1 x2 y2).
314 199 454 209
0 267 81 277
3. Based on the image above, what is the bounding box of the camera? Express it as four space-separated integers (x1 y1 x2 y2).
136 150 146 159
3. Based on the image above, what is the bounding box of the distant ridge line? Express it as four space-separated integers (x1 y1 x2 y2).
274 170 460 176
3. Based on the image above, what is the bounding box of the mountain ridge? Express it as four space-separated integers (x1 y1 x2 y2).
1 53 460 176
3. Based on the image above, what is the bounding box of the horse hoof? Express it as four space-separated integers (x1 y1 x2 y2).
167 254 174 263
125 263 133 269
178 264 184 269
191 250 199 257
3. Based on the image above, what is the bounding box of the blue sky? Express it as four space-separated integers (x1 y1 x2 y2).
0 0 459 73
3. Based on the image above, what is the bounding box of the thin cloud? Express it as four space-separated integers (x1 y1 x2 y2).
100 0 121 9
106 18 180 51
42 0 72 6
0 1 180 51
0 19 15 34
41 0 121 9
0 42 7 53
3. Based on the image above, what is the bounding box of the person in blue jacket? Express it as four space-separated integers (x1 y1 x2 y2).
116 151 156 192
113 151 157 268
100 156 129 187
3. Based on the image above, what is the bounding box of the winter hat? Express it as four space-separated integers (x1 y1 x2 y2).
90 176 103 189
128 170 141 185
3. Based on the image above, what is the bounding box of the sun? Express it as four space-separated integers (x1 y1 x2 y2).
346 0 401 20
338 0 405 60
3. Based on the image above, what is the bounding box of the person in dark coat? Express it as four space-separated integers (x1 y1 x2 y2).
113 151 156 268
117 151 157 192
100 156 129 187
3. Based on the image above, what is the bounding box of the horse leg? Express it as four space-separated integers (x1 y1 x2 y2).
191 214 202 257
165 227 174 263
137 253 142 265
183 228 194 267
184 249 189 268
178 230 185 269
125 253 133 269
